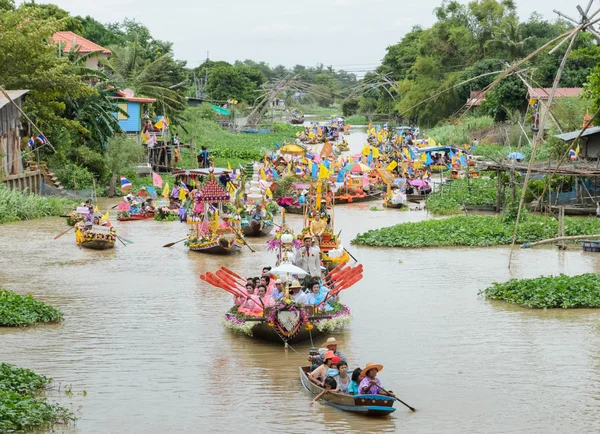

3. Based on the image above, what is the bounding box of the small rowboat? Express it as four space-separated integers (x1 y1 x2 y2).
117 213 154 222
299 367 396 416
188 235 243 254
241 219 275 237
383 202 405 209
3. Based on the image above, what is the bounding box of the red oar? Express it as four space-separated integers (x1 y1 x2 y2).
216 270 246 290
329 264 361 287
206 273 263 309
325 262 347 282
221 266 245 281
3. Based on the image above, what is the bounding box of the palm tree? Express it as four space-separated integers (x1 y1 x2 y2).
485 17 534 61
100 42 187 119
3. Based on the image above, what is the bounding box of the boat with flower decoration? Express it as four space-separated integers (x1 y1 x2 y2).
201 262 360 346
185 172 244 254
238 174 276 237
75 222 117 250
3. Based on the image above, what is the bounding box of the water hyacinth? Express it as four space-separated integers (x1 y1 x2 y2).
481 273 600 309
0 288 63 326
0 185 75 224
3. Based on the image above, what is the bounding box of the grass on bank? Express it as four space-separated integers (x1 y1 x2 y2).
426 178 499 215
0 185 75 224
351 214 600 248
481 273 600 308
0 288 64 326
0 363 75 432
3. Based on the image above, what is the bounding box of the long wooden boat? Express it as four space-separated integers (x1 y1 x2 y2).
117 213 155 222
241 219 275 237
282 204 305 215
80 239 115 250
188 236 243 254
299 367 396 416
383 202 405 209
335 191 382 204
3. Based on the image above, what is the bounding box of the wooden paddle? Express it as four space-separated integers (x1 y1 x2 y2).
54 226 74 240
119 237 134 244
377 385 415 412
115 235 127 247
343 247 358 263
220 267 246 283
163 238 187 248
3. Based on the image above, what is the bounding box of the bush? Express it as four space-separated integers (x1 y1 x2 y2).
0 185 76 224
426 115 495 145
0 288 63 326
341 98 360 117
345 115 368 125
426 178 499 215
51 161 95 190
0 363 75 432
481 273 600 308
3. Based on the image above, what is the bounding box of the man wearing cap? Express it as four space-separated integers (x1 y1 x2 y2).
295 234 321 281
310 337 347 367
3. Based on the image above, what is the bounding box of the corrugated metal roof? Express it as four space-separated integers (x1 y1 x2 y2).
0 90 29 111
555 126 600 141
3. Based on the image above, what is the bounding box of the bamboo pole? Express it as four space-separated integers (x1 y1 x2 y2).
508 29 581 269
523 234 600 248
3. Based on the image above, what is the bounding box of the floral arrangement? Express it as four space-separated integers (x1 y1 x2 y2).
266 227 302 251
222 314 259 335
75 222 117 243
315 303 352 332
185 230 214 247
155 206 179 221
322 249 350 265
66 210 85 226
117 211 131 219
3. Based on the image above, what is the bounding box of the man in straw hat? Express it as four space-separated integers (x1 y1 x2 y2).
358 362 391 396
289 279 308 304
295 234 321 281
310 336 347 367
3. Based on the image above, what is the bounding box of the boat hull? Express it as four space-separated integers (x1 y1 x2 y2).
282 205 305 215
383 202 405 209
251 321 324 344
241 220 275 237
299 367 396 416
80 240 115 250
117 213 154 221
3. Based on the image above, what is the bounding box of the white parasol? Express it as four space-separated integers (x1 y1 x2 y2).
270 263 308 276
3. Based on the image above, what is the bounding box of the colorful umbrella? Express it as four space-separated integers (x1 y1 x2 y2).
341 162 372 173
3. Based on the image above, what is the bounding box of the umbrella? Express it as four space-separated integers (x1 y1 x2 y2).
342 162 372 173
270 264 308 277
507 152 525 160
280 144 306 155
410 179 429 187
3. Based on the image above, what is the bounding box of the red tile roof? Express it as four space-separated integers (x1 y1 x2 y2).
52 31 112 55
527 88 583 99
112 90 156 104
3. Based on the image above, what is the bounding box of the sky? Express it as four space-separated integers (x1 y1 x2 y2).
25 0 574 73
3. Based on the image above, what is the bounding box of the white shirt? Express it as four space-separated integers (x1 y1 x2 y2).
292 290 308 304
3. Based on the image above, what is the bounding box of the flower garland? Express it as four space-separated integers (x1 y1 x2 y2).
222 314 258 336
266 227 302 251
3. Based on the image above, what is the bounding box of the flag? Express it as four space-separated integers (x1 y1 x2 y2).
162 182 170 199
429 137 436 148
260 168 267 181
266 187 273 199
120 176 132 192
101 209 110 222
35 133 47 144
459 153 467 166
367 152 373 165
179 186 187 201
319 164 329 179
226 181 236 196
295 166 303 175
387 161 398 172
425 153 433 166
311 162 318 178
118 202 130 212
27 136 35 148
152 171 163 188
272 169 279 180
227 161 232 171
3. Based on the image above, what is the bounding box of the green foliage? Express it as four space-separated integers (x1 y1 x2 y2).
105 134 146 196
0 288 63 326
482 273 600 308
271 175 303 198
0 363 75 432
51 160 95 190
0 185 75 224
180 108 300 167
427 115 495 145
345 115 368 125
352 214 600 248
426 178 499 215
341 98 360 117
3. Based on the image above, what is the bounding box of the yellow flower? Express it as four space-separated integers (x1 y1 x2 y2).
268 322 275 327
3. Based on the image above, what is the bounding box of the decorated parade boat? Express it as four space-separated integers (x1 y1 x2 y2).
201 262 360 346
239 174 275 237
75 222 117 250
299 367 397 416
185 173 243 254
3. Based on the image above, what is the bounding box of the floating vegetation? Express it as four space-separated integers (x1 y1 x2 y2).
0 288 63 326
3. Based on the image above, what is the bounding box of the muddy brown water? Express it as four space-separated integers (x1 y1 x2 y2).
2 129 600 432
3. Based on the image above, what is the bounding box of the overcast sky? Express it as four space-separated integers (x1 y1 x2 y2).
27 0 574 72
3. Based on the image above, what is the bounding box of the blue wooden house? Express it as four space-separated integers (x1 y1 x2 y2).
112 89 156 133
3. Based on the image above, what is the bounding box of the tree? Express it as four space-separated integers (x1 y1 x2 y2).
104 135 145 197
204 63 256 104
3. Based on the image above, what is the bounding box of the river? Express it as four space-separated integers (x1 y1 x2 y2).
1 128 600 433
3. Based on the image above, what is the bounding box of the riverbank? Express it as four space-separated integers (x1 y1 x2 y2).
0 288 63 326
0 185 75 224
481 273 600 308
426 178 498 215
0 363 75 432
351 214 600 248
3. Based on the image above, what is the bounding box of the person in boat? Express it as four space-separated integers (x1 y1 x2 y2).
310 376 338 405
235 283 254 306
262 266 272 276
310 337 347 367
295 235 321 281
305 280 331 309
171 183 181 202
336 361 351 394
256 284 273 309
259 275 271 291
218 171 231 188
358 362 391 396
252 205 267 221
348 367 364 396
309 350 335 385
272 279 285 301
326 356 341 378
145 198 156 214
289 280 308 304
309 213 327 242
